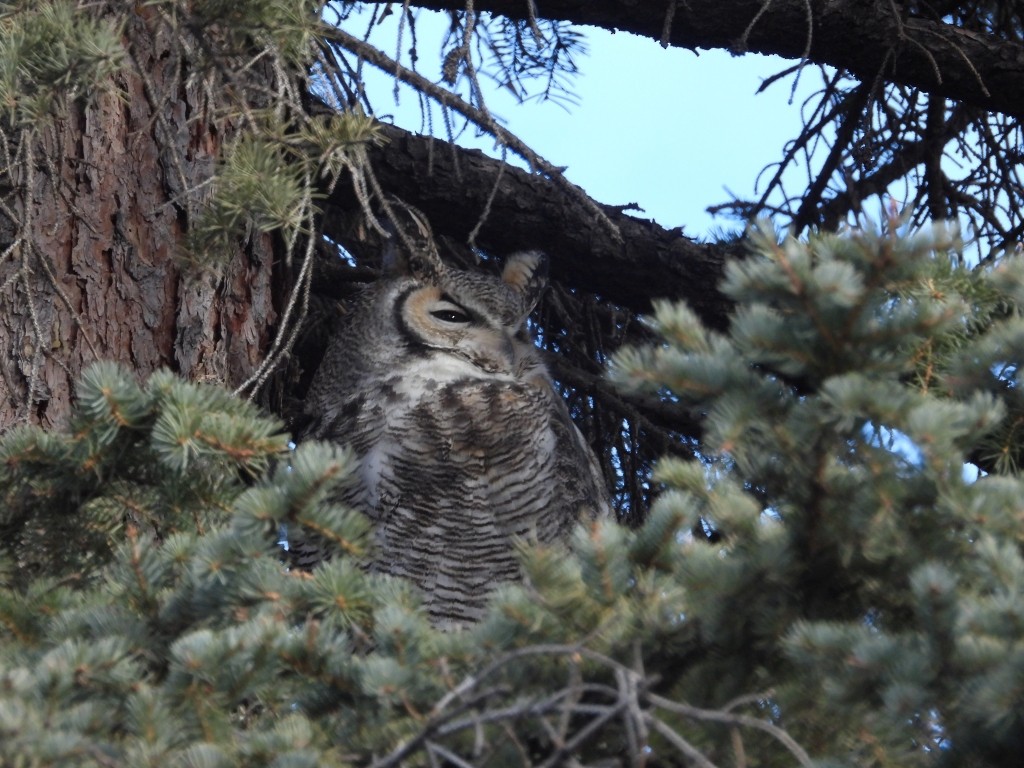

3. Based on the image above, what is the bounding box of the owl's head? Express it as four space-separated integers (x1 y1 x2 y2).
386 240 548 376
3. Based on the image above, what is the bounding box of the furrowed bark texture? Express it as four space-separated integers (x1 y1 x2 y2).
0 14 277 430
400 0 1024 117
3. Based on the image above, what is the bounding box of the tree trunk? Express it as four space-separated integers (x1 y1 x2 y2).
0 11 278 430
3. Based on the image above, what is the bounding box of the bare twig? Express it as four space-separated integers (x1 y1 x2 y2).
466 147 507 249
907 17 990 97
660 0 678 48
646 692 815 767
324 25 622 242
425 741 479 768
18 134 43 424
645 715 721 768
737 0 812 60
234 168 318 397
370 641 812 768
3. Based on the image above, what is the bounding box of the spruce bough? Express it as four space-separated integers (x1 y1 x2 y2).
1 223 1022 766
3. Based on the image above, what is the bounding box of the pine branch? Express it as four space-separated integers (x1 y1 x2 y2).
322 24 622 242
325 122 742 327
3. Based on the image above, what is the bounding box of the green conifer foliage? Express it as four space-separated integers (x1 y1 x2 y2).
0 1 125 126
612 220 1024 766
3 225 1024 766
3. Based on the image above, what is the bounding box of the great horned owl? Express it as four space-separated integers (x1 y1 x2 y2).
296 211 612 627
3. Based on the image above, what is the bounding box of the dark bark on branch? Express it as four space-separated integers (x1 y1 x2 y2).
324 124 743 329
398 0 1024 117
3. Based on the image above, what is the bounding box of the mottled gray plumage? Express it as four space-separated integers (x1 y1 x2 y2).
297 217 611 628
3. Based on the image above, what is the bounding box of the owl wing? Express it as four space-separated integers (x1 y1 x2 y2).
553 398 614 524
530 367 614 531
286 391 382 570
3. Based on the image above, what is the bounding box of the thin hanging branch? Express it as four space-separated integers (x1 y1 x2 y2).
322 24 622 242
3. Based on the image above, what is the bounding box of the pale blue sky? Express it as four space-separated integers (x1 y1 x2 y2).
349 9 821 239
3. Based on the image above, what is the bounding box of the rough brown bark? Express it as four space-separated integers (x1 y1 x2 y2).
398 0 1024 117
0 13 278 430
325 125 743 329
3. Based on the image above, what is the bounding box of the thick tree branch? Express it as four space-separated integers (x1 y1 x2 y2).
394 0 1024 117
324 124 742 329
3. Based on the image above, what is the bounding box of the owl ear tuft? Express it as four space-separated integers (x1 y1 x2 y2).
381 198 444 281
502 251 548 313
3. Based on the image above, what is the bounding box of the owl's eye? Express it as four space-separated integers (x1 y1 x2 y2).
430 303 471 324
